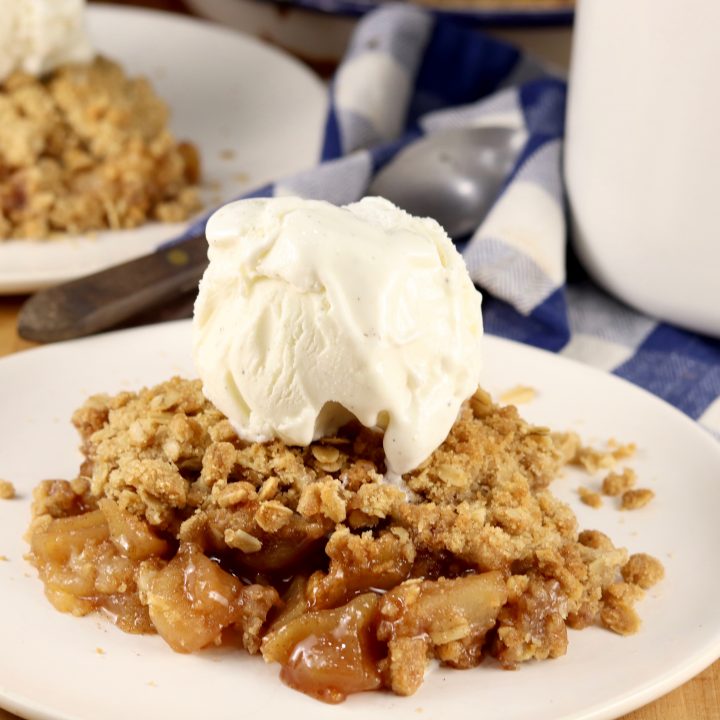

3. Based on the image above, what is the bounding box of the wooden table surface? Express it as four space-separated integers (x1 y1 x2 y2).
0 1 718 718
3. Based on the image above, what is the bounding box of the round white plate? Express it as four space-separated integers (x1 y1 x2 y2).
0 6 327 294
0 322 718 720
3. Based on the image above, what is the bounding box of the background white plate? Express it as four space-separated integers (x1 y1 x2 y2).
0 6 327 294
0 321 719 720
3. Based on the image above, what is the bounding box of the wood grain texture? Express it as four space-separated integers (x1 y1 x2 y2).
1 0 718 717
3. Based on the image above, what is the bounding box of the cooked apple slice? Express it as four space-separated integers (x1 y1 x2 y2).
262 593 381 703
98 498 169 560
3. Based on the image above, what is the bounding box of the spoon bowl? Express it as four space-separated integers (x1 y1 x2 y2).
368 125 526 238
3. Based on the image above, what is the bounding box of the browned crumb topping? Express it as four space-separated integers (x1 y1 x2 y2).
498 385 537 405
0 57 201 240
622 553 665 589
578 486 602 508
601 468 637 496
599 582 644 635
621 488 655 511
577 529 614 551
415 0 573 9
381 635 426 696
573 442 637 474
0 555 8 562
607 438 637 459
26 378 659 703
0 480 16 499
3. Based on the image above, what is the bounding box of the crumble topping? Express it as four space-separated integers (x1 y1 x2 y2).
621 488 655 511
578 486 602 508
0 56 200 240
602 468 637 496
0 479 16 499
26 377 663 703
498 384 537 405
621 553 665 589
573 441 636 473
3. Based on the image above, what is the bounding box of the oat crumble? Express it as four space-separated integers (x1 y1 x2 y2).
0 480 16 499
498 385 537 405
621 553 665 589
573 442 636 473
602 468 637 497
578 486 602 508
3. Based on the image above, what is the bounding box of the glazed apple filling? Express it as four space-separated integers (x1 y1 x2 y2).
26 378 663 703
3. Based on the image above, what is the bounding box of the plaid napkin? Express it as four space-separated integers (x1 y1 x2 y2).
179 3 720 438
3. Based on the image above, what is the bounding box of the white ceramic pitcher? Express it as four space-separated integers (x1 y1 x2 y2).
565 0 720 337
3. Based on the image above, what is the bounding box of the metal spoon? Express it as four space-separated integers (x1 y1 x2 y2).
18 125 525 343
368 125 526 238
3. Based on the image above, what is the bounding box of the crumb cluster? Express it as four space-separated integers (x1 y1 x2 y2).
0 57 200 240
0 480 16 499
26 378 663 702
620 488 655 511
578 486 602 508
577 462 655 512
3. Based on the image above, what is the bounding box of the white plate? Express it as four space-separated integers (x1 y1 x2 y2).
0 321 719 720
0 6 327 294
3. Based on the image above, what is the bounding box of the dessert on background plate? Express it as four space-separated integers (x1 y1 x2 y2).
25 197 662 704
0 5 327 293
0 0 200 241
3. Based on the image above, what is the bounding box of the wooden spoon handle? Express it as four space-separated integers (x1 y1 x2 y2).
17 233 208 343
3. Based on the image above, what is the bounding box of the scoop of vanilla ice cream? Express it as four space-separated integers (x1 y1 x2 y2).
0 0 93 82
192 196 483 475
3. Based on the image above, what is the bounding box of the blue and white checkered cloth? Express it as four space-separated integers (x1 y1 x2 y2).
180 3 720 438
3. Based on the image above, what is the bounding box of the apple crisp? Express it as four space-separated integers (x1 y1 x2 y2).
26 378 663 703
0 56 200 240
